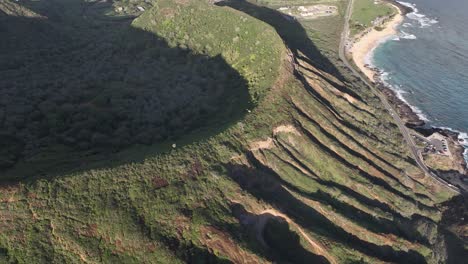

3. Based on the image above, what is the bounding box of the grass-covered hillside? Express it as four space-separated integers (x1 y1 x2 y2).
0 0 282 180
132 0 284 101
351 0 395 35
0 0 465 263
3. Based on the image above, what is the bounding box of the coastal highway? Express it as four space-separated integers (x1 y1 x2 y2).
339 0 460 193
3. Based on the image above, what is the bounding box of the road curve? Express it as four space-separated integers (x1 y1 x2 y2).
339 0 460 193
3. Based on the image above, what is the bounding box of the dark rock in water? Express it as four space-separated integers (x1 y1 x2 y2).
384 0 414 15
406 121 425 128
415 126 462 140
413 127 438 137
412 126 461 138
435 128 460 140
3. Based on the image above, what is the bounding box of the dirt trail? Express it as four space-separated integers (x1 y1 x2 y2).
273 125 300 136
249 137 274 151
259 209 338 264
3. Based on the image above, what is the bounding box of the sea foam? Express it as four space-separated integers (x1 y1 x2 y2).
437 128 468 167
388 2 468 168
460 132 468 167
402 23 412 28
398 1 438 28
378 71 430 121
399 31 417 40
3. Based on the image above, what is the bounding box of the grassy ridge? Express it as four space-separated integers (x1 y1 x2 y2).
0 0 283 180
133 0 284 102
0 0 460 263
0 0 287 262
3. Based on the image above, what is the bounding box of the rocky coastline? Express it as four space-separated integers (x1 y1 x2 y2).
374 1 424 128
371 67 468 182
362 2 468 180
350 0 467 187
416 126 468 170
383 0 413 16
367 67 425 127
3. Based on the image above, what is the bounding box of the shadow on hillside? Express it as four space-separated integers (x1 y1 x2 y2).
217 0 344 79
0 0 250 181
230 203 330 264
244 148 435 246
439 195 468 264
226 162 427 263
218 0 371 105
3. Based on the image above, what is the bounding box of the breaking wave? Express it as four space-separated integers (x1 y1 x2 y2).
399 31 417 40
402 22 412 28
378 71 430 121
398 1 438 28
377 69 468 167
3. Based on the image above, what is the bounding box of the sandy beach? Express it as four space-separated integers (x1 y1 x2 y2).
350 5 403 80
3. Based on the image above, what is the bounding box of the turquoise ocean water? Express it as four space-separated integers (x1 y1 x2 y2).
370 0 468 163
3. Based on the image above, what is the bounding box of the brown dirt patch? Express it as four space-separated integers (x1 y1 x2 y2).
174 0 190 5
76 223 99 238
273 124 300 136
152 176 169 189
200 226 266 264
184 159 203 180
249 137 274 151
160 7 176 18
0 184 20 203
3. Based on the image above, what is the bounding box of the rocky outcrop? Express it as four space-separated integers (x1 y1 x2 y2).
377 84 425 127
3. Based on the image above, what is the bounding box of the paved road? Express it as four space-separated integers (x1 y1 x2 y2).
339 0 460 193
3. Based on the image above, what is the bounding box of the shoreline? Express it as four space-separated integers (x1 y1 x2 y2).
348 1 468 175
349 3 403 81
349 1 425 127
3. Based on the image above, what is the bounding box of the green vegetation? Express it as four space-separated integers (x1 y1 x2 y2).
133 0 283 101
0 0 282 180
240 0 348 62
0 0 463 263
351 0 395 35
255 0 342 8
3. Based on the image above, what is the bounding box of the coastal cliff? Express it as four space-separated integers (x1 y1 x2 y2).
0 0 466 263
349 0 467 187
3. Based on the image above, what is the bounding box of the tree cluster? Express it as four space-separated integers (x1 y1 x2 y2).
0 9 248 167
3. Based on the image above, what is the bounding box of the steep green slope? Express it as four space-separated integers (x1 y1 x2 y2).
0 0 279 180
132 0 284 102
0 0 464 263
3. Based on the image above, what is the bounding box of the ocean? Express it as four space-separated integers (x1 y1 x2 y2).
369 0 468 163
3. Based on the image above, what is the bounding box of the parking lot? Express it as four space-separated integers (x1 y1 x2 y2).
412 132 451 156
